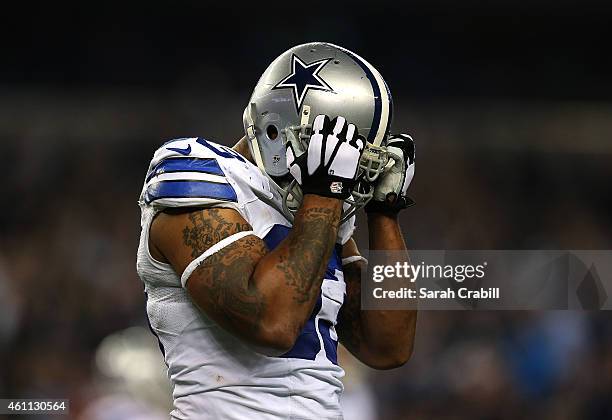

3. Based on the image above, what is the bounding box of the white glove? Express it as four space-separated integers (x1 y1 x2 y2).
286 114 365 199
365 133 415 213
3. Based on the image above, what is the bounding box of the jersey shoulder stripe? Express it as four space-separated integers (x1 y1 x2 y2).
146 157 225 183
145 179 237 204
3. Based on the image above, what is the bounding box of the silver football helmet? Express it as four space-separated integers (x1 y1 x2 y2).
243 42 393 222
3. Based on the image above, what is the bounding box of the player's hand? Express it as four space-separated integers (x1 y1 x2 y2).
365 133 415 213
286 114 365 199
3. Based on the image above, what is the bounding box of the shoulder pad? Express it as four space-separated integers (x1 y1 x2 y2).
142 137 239 209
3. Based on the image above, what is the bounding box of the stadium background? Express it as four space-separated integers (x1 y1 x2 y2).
1 1 611 419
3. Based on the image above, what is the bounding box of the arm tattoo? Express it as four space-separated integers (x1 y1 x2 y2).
182 205 339 337
181 208 267 331
276 206 339 304
338 261 364 354
182 209 251 258
192 235 268 331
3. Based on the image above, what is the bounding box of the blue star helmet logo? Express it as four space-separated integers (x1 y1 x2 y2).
273 54 333 114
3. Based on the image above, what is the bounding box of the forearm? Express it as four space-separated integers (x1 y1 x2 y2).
364 212 417 361
368 212 406 251
339 214 416 368
251 194 342 343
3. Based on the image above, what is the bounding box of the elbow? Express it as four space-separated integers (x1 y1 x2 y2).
372 352 412 370
255 334 295 357
251 322 300 357
366 342 415 370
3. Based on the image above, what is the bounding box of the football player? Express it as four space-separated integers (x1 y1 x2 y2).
137 42 416 419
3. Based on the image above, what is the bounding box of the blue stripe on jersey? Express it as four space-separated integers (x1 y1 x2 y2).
145 180 237 204
146 157 225 182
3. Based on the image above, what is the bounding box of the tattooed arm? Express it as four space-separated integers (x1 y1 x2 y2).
337 214 417 369
149 194 342 355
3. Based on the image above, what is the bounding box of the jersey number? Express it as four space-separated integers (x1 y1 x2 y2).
197 138 246 162
283 277 344 365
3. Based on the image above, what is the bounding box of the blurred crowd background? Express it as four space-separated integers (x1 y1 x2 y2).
1 1 611 419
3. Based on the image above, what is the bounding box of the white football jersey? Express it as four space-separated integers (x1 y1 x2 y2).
136 137 356 419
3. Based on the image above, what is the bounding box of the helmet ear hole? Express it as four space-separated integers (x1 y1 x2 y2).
266 125 279 140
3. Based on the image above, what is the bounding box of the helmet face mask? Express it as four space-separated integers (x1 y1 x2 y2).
243 42 394 223
276 121 389 224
